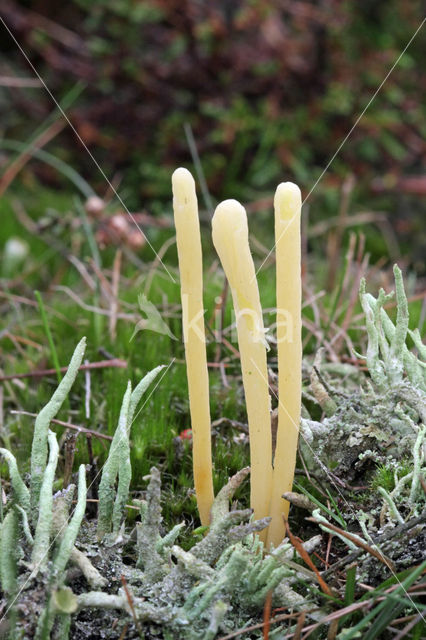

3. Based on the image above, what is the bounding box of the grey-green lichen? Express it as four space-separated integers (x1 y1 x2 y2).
301 265 425 531
0 341 172 639
2 341 311 639
0 510 19 597
96 364 165 541
66 466 316 640
1 266 424 639
31 430 59 573
30 337 86 519
0 448 30 516
96 380 132 541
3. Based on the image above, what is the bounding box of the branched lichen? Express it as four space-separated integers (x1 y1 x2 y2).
136 466 168 582
30 337 86 518
52 465 87 581
191 466 258 564
301 266 425 538
409 424 425 505
0 509 19 596
310 351 338 417
0 448 30 516
97 381 132 540
51 485 106 589
31 429 59 572
377 487 404 525
97 366 165 541
15 504 33 544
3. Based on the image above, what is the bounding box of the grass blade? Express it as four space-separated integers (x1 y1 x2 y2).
35 290 61 383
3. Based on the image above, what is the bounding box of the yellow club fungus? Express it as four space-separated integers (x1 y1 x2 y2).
172 169 302 547
267 182 302 548
212 199 273 533
172 168 214 526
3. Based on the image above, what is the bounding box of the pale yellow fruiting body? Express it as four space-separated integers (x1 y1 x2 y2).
212 200 272 534
267 182 302 548
172 168 214 526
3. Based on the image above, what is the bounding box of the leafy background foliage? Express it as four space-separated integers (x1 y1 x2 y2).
1 0 425 268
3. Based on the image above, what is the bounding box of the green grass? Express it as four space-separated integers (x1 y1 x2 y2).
0 182 259 529
1 178 423 528
1 174 425 638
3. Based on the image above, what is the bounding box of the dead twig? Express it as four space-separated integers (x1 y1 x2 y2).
216 610 306 640
54 285 137 321
284 518 334 597
0 358 127 382
0 76 42 87
393 612 426 640
211 417 249 434
120 575 143 637
84 498 138 511
84 359 91 420
118 624 128 640
10 410 112 442
322 511 426 578
0 119 65 197
263 590 273 640
63 431 77 488
307 517 396 573
293 611 306 640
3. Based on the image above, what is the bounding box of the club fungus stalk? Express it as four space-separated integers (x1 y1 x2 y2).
212 200 272 533
267 183 302 547
172 167 214 526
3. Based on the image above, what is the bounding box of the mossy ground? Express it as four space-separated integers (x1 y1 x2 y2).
1 180 425 638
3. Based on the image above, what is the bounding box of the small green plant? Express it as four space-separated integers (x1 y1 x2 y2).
371 464 396 493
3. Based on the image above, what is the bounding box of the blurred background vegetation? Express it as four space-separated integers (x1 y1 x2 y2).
0 0 425 527
1 0 425 269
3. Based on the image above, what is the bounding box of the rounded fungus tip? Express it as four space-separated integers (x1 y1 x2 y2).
274 182 302 222
212 199 247 237
172 168 197 207
172 167 195 188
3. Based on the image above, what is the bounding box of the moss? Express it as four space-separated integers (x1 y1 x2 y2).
371 464 396 493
